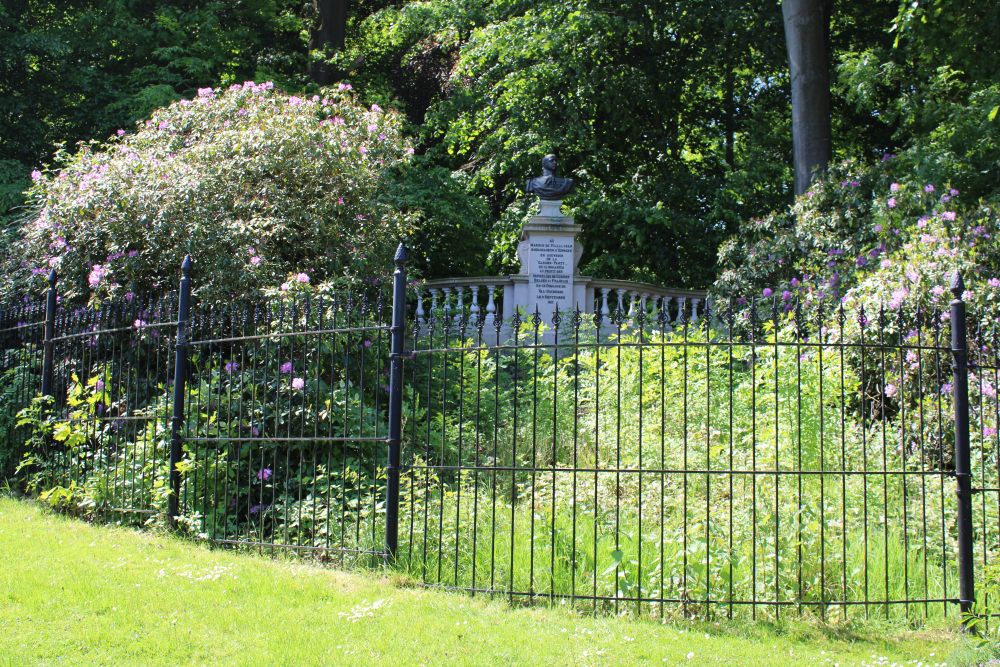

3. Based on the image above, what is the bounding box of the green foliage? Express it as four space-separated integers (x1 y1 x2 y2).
6 84 411 302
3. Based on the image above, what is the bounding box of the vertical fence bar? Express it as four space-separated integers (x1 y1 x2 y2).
950 272 975 624
167 255 192 526
385 243 407 560
40 269 57 397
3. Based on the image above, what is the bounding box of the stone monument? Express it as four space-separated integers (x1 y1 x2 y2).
507 155 588 336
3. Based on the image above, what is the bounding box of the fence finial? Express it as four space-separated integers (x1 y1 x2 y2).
951 271 965 299
181 254 193 275
394 243 408 264
47 269 57 287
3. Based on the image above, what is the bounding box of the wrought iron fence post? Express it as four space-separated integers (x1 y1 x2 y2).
950 272 975 625
167 255 192 527
40 269 57 397
385 243 407 560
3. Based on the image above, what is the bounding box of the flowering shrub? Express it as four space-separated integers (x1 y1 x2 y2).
715 157 1000 322
9 82 411 303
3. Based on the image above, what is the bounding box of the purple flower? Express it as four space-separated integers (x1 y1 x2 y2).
924 184 935 193
88 264 107 288
280 361 293 374
888 287 908 310
225 361 239 374
291 377 305 390
95 379 105 391
363 339 373 348
762 288 773 298
873 224 882 233
942 211 956 221
257 467 273 482
781 290 792 301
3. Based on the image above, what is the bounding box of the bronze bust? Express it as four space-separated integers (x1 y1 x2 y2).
526 154 574 200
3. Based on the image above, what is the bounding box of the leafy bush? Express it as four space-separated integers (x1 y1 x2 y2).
6 82 411 303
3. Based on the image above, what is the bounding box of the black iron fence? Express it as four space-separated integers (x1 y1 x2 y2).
0 249 995 625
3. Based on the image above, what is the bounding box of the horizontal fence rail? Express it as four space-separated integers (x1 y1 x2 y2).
0 251 992 626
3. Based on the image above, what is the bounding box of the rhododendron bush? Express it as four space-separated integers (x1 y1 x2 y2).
5 82 411 302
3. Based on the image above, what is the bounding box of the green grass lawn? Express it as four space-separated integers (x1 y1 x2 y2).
0 497 988 666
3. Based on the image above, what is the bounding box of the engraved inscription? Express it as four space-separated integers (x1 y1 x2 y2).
528 236 574 311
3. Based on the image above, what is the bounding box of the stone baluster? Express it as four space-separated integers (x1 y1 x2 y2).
454 286 465 327
690 297 701 324
600 288 610 321
627 291 637 322
485 285 497 330
676 296 687 325
615 289 625 320
640 292 650 323
429 288 440 336
416 288 426 335
470 285 481 325
661 296 673 332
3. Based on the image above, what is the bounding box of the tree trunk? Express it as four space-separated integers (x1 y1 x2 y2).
309 0 348 86
782 0 832 195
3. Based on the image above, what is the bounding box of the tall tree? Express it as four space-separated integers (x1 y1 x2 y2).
309 0 349 85
782 0 832 195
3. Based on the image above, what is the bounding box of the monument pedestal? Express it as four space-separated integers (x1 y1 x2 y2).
505 201 589 340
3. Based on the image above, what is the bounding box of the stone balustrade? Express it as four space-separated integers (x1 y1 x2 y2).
415 276 708 337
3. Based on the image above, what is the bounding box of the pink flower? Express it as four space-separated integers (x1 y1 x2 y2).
887 197 897 209
371 103 382 112
888 287 908 310
884 383 898 398
924 184 935 193
368 123 378 132
88 264 107 288
257 467 273 481
280 282 290 291
116 129 126 137
890 182 900 192
359 146 368 155
31 169 42 181
942 211 956 221
134 319 147 329
989 278 1000 288
296 273 309 284
250 256 262 266
291 377 305 391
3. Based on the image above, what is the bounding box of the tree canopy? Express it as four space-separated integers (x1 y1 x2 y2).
2 0 998 294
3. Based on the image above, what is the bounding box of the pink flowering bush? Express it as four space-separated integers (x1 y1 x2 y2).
8 82 411 302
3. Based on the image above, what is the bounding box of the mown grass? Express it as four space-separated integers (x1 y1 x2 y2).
0 497 989 666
